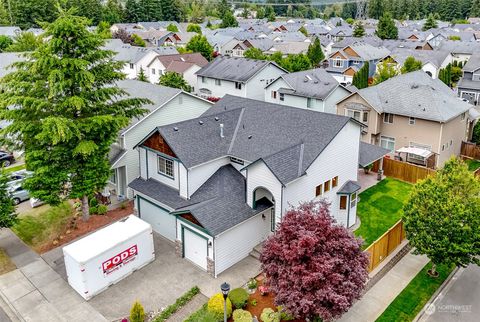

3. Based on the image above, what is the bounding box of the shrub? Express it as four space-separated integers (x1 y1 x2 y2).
130 301 145 322
277 306 294 321
89 197 98 208
228 288 249 309
250 299 257 306
96 204 108 215
247 278 257 290
89 206 98 215
207 293 232 320
152 286 200 322
260 308 280 322
120 201 128 209
232 309 252 322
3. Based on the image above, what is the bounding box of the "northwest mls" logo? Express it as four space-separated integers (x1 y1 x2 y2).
102 245 138 275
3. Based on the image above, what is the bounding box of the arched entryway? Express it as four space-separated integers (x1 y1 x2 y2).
252 187 276 232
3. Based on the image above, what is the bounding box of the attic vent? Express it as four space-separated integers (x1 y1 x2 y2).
248 135 253 139
323 82 329 85
411 84 419 89
199 121 204 125
215 117 219 121
173 127 179 131
304 75 312 82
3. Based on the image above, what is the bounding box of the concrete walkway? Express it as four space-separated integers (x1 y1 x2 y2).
0 229 107 322
338 250 429 322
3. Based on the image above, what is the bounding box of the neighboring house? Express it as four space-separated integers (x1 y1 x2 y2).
336 71 477 168
0 53 23 79
326 42 390 85
195 56 287 100
129 95 364 277
264 41 310 56
0 26 21 37
108 80 213 199
145 53 208 87
378 48 448 78
458 53 480 106
265 69 351 114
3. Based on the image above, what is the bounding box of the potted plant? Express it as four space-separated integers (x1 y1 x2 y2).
246 278 257 294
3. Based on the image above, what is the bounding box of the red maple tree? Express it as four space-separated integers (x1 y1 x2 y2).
260 201 369 321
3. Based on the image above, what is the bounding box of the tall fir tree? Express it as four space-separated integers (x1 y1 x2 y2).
102 0 124 25
66 0 103 25
220 10 238 28
125 0 143 23
368 0 384 19
161 0 182 21
0 0 10 25
471 0 480 17
8 0 57 29
0 9 149 221
376 12 398 39
307 37 324 67
353 22 366 37
352 61 369 89
423 14 438 30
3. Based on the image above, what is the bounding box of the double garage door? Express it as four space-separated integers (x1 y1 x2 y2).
137 197 176 241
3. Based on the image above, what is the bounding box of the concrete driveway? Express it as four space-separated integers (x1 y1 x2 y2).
42 232 260 321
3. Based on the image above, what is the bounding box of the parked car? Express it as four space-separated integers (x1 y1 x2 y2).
7 170 32 186
8 184 30 205
0 150 15 167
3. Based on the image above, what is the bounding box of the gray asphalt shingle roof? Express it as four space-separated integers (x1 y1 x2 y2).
129 178 187 209
337 180 361 194
358 71 473 122
358 142 390 167
463 53 480 72
151 95 353 185
195 56 284 82
108 144 126 165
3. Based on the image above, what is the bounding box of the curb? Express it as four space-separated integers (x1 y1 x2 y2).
412 266 461 322
0 283 24 322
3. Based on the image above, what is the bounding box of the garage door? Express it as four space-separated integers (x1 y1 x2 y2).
183 228 208 270
138 197 176 241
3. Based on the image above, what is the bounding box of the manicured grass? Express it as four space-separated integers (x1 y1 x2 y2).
12 202 73 251
354 178 412 248
152 286 200 322
376 262 455 322
3 163 26 174
464 159 480 172
0 248 16 275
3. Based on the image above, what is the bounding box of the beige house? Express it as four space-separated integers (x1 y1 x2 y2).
336 71 478 168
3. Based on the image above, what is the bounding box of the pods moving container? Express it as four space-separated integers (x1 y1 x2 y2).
63 215 155 300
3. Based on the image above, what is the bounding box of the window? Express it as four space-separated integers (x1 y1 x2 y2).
151 68 155 75
271 91 277 99
350 193 357 208
333 59 343 68
280 93 285 101
315 184 323 197
340 195 347 209
383 113 394 124
352 60 360 64
442 144 445 151
109 169 117 184
380 136 395 152
129 63 134 69
332 176 338 188
307 97 312 108
324 180 331 193
201 76 206 83
235 82 242 90
230 156 244 165
158 156 174 178
362 112 369 123
346 109 361 121
409 117 415 125
215 79 221 86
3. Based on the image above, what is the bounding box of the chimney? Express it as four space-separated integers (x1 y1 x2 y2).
220 123 224 138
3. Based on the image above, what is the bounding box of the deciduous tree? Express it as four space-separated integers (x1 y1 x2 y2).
220 10 238 28
280 54 311 72
159 71 191 92
0 10 148 221
260 201 369 321
403 157 480 276
401 56 422 74
0 35 12 52
186 23 201 34
243 47 266 60
166 23 178 32
186 34 213 60
373 59 398 84
0 172 17 229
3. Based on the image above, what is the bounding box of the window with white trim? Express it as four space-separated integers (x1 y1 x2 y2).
409 117 415 125
350 193 357 208
129 63 134 69
333 59 343 68
380 136 395 152
215 79 221 86
158 156 174 178
346 109 361 122
271 91 277 99
235 82 242 90
151 68 155 74
280 93 285 101
384 113 394 124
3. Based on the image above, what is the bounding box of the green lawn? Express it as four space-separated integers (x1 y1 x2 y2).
464 159 480 172
376 262 455 322
3 163 26 174
12 202 73 252
354 178 412 248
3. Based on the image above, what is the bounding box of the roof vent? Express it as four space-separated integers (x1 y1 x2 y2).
215 117 219 121
199 121 204 125
411 84 419 89
180 57 185 61
173 127 179 131
248 135 252 139
220 123 225 138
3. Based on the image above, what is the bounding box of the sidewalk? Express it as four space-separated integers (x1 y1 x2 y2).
338 250 429 322
0 229 107 322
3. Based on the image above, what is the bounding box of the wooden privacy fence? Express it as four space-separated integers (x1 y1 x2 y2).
365 220 406 272
461 141 480 160
372 157 435 184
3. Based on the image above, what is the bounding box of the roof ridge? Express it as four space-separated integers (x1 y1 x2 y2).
227 108 245 154
297 143 305 177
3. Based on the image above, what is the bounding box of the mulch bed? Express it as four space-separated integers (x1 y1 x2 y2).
231 275 305 322
37 201 134 253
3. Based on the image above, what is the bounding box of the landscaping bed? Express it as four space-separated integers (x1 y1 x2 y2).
375 262 455 322
354 178 412 248
12 201 133 253
0 248 16 275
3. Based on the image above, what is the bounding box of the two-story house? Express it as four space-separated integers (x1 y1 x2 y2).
195 56 287 100
264 69 351 114
129 95 364 277
458 53 480 105
326 42 390 85
336 71 477 168
108 80 213 199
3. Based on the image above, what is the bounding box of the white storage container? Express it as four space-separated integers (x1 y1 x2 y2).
63 215 155 300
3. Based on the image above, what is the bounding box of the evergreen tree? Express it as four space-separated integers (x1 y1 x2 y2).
439 63 452 87
216 0 230 17
0 0 10 25
376 12 398 39
5 32 42 52
0 171 17 229
186 34 213 60
97 21 112 39
161 0 182 21
353 22 366 37
298 26 308 37
471 0 480 17
373 60 398 84
401 56 423 74
137 67 148 82
307 38 324 67
8 0 57 29
140 0 162 21
125 0 143 23
188 1 205 24
66 0 103 25
422 14 438 30
256 6 265 19
0 10 148 221
159 72 191 92
102 0 124 25
0 35 12 52
368 0 384 19
242 5 249 19
352 62 369 89
265 5 275 22
220 10 238 28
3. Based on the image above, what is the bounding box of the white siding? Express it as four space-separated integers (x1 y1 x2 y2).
196 76 247 99
147 59 166 84
188 157 230 197
246 161 283 223
177 221 213 261
139 148 147 179
183 65 201 91
323 86 351 114
214 209 271 276
146 149 180 190
283 121 361 226
245 65 285 101
179 163 188 198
